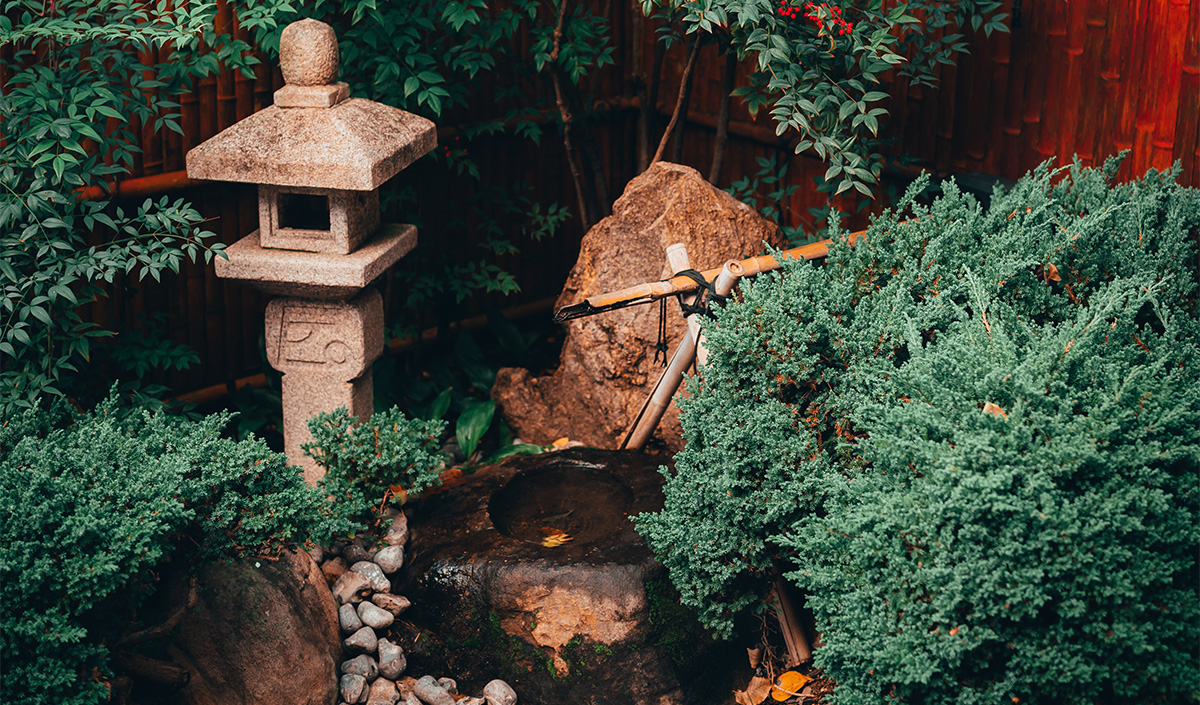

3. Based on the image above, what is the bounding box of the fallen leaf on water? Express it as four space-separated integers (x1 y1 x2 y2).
733 676 774 705
540 528 573 548
772 670 813 701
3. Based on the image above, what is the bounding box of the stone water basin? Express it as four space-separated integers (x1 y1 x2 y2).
399 448 739 705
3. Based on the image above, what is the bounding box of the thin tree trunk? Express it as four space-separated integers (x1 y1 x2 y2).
639 36 665 171
708 47 737 184
562 78 611 219
549 0 591 230
650 36 702 166
669 38 701 163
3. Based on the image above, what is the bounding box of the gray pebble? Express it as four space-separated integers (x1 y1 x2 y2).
340 654 379 681
373 545 405 574
344 539 371 564
377 638 407 679
308 544 325 564
403 695 422 705
367 677 400 705
383 509 408 546
343 626 378 654
437 677 457 694
332 571 373 605
330 539 348 556
371 593 411 616
459 699 486 705
340 674 367 703
412 675 455 705
482 679 517 705
339 603 364 633
357 601 395 630
351 561 391 593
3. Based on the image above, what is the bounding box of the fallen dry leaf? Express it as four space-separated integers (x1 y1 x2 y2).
1041 262 1061 282
772 670 813 701
552 436 571 447
733 676 774 705
388 484 409 505
982 402 1008 419
540 527 573 548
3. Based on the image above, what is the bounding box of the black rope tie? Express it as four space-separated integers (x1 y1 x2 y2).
649 269 729 367
675 269 728 318
653 296 669 367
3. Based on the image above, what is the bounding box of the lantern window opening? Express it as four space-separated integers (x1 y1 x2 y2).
279 191 332 233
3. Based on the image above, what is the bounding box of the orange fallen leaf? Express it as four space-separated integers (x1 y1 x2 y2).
1043 262 1061 282
982 402 1007 419
772 670 813 701
552 436 571 448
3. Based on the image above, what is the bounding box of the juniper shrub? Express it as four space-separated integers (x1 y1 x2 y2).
636 155 1200 703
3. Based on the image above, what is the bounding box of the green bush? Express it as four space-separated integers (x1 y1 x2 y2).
305 405 446 533
637 155 1200 703
0 393 337 705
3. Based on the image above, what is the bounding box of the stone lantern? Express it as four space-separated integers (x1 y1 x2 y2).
186 18 436 484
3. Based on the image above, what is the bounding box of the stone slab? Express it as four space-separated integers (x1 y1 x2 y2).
274 82 350 109
185 99 436 190
265 289 384 382
214 223 416 300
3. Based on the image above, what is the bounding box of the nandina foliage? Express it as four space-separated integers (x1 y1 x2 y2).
637 155 1200 703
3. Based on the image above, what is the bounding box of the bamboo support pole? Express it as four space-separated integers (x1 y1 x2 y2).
621 258 744 450
666 244 702 343
773 571 813 667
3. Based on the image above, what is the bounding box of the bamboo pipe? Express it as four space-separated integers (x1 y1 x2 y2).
621 259 744 450
552 233 860 323
76 169 202 201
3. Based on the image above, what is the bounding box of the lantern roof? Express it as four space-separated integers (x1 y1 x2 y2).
185 19 436 192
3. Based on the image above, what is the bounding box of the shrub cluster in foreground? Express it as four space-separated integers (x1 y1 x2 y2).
0 394 444 705
638 156 1200 704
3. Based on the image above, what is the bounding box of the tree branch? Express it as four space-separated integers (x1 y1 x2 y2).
113 652 190 689
549 0 592 231
708 47 738 184
113 574 198 649
637 22 665 172
650 35 703 167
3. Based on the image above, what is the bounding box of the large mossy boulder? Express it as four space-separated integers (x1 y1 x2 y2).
168 549 340 705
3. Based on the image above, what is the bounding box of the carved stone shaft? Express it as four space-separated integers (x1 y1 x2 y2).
267 289 384 484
